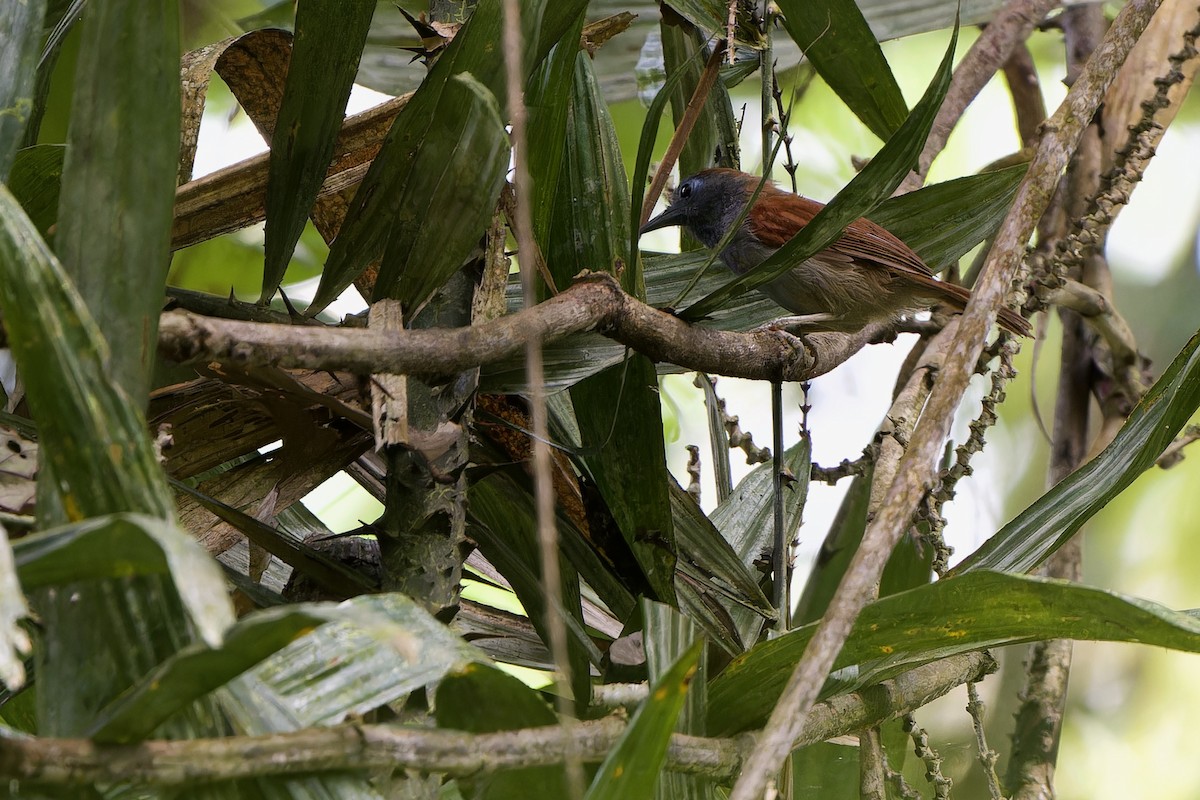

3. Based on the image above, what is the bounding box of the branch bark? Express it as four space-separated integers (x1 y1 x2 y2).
0 652 993 787
157 273 881 385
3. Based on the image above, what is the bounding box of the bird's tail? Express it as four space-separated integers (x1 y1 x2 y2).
934 281 1031 337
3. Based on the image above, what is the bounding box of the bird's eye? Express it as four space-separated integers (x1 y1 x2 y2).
678 181 692 199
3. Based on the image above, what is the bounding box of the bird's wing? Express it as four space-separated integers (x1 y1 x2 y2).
746 190 935 279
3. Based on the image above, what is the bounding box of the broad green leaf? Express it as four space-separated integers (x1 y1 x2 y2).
868 164 1028 272
0 187 217 739
261 0 376 301
680 20 959 321
54 0 180 404
670 480 773 655
792 741 860 799
13 513 232 647
222 593 484 731
469 471 596 712
709 571 1200 734
372 73 509 311
5 145 64 238
794 471 871 626
308 0 587 314
774 0 908 141
584 638 704 800
560 54 676 604
574 357 678 605
629 34 709 278
953 326 1200 574
0 187 172 521
710 439 809 648
88 605 338 742
642 601 717 800
211 593 481 797
550 53 639 292
527 11 586 277
0 0 44 178
436 662 567 799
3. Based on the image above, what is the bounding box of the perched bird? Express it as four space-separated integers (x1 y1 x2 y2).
640 168 1030 336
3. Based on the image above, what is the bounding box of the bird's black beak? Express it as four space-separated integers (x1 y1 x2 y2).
639 204 687 235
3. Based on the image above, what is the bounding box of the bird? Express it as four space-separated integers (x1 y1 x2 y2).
640 167 1030 336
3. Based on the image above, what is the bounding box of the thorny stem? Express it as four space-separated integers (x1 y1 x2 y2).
905 713 952 800
967 682 1005 800
919 338 1018 577
1026 12 1200 310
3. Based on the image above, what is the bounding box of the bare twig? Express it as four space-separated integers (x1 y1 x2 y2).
729 4 1163 796
501 1 580 795
685 444 703 504
905 714 952 799
967 682 1005 800
1157 424 1200 469
1009 9 1105 796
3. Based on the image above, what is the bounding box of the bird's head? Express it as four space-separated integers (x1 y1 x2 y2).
639 168 756 249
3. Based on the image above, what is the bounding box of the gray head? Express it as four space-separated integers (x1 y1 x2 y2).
639 168 753 249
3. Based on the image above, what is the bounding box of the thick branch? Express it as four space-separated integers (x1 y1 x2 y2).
730 3 1163 797
158 273 878 384
0 652 993 786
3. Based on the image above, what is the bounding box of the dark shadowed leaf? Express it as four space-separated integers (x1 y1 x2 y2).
53 0 180 405
5 145 64 238
670 480 774 623
658 0 767 50
557 53 676 604
774 0 908 141
308 0 587 314
526 11 587 270
171 479 377 598
680 20 958 321
469 471 596 711
660 22 740 182
709 571 1200 734
0 0 44 178
372 73 510 311
261 0 376 301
